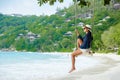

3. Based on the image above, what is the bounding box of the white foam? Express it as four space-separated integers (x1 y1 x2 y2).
0 52 101 80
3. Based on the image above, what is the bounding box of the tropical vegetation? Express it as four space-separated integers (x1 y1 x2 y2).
0 0 120 54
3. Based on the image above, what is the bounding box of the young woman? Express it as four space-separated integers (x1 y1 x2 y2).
69 24 93 73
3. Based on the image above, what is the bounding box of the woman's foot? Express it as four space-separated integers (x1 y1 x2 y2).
69 68 75 73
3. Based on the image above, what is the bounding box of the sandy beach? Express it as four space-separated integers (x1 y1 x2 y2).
49 53 120 80
1 52 120 80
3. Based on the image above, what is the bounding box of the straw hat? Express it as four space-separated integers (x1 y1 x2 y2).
83 24 91 29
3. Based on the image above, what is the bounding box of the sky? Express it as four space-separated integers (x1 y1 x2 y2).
0 0 73 16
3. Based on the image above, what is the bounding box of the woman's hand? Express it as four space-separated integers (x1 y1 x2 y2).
75 29 80 36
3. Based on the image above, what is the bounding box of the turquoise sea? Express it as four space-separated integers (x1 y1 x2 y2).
0 51 100 80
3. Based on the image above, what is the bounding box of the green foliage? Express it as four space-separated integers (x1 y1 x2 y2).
101 22 120 53
37 0 90 7
37 0 63 6
0 0 120 52
104 0 111 5
77 0 91 7
37 0 120 7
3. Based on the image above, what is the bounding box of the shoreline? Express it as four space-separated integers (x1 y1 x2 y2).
48 53 120 80
0 50 71 54
1 52 120 80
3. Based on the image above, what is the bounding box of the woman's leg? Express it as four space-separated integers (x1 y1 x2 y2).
77 39 83 49
69 49 82 73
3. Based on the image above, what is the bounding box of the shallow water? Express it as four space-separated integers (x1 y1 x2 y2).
0 51 100 80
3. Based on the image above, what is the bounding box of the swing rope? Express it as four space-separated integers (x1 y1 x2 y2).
74 0 78 49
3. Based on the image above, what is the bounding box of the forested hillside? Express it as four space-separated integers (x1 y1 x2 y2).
0 1 120 52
